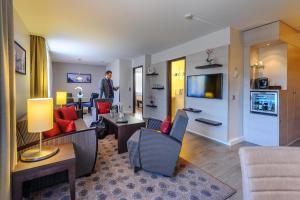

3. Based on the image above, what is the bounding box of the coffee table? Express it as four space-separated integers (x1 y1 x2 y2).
99 113 145 154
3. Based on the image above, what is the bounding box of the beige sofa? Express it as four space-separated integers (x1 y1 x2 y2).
239 147 300 200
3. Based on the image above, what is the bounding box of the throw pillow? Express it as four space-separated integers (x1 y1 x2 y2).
43 123 61 138
56 118 76 133
97 101 111 114
160 116 172 134
61 106 78 120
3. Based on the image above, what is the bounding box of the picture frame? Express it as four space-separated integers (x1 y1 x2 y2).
15 41 26 75
67 73 91 83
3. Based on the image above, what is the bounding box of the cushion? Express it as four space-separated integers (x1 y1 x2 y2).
160 116 172 134
54 108 63 122
60 106 78 120
97 101 111 114
56 118 76 133
43 123 61 138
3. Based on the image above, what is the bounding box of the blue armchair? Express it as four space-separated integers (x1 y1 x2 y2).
127 110 188 177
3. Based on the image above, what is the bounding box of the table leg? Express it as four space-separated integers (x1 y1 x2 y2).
68 165 76 200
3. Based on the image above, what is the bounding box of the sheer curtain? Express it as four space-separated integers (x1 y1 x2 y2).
0 0 17 199
30 35 48 98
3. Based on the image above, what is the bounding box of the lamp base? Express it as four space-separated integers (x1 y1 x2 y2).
21 146 59 162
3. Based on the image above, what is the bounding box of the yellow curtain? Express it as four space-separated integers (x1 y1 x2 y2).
30 35 48 98
0 0 17 199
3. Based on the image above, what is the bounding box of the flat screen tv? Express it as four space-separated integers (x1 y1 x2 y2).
187 73 223 99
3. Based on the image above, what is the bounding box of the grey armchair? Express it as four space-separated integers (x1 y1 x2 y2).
127 110 188 177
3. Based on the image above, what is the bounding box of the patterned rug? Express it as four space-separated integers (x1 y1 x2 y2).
30 135 236 200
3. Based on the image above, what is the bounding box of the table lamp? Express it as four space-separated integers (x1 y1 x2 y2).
56 91 67 107
21 98 59 162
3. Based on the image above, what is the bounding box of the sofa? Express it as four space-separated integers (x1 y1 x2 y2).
127 110 188 177
239 147 300 200
16 112 97 194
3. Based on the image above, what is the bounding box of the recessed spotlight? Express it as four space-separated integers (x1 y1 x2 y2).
266 43 270 46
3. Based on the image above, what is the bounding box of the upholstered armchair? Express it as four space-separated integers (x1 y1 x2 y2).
91 98 113 121
239 147 300 200
83 92 99 112
127 110 188 177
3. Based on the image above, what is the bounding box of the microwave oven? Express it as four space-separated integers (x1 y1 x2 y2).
250 91 278 116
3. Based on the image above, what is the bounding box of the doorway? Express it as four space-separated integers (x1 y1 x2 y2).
133 66 143 119
168 58 186 120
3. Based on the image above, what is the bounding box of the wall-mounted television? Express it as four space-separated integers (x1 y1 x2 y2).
187 73 223 99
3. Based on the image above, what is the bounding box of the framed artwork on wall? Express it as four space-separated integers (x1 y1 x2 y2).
15 41 26 75
67 73 91 83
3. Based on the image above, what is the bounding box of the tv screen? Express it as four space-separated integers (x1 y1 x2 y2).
187 74 223 99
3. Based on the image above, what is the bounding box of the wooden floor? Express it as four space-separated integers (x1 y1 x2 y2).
84 113 253 200
180 132 254 200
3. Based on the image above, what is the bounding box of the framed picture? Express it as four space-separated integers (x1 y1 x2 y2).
15 41 26 74
67 73 91 83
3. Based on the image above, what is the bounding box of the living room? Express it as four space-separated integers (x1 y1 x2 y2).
2 0 300 200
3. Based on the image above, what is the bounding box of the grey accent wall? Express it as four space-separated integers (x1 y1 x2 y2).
14 10 30 118
52 62 106 100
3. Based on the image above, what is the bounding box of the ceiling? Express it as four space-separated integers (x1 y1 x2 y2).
14 0 300 65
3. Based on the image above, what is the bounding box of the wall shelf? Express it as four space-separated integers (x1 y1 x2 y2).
152 87 164 90
183 108 202 113
195 64 223 69
146 104 158 108
195 118 222 126
146 73 159 76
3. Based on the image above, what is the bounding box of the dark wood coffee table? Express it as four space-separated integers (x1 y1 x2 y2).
12 144 76 200
100 113 145 154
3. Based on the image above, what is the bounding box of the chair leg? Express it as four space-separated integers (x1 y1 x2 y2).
134 167 140 173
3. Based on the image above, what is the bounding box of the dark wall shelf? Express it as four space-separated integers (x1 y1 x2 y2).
152 87 164 90
183 108 202 113
195 118 222 126
146 73 159 76
146 104 158 108
195 64 223 69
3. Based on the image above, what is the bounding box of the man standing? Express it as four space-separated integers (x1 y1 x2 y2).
99 70 119 100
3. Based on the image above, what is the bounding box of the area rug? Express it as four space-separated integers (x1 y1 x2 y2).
30 135 236 200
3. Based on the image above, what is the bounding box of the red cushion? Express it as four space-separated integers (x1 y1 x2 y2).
43 123 61 138
97 101 111 114
56 118 76 133
60 106 78 120
160 116 172 134
54 108 63 122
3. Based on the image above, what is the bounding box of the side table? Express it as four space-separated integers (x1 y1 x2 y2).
12 143 76 200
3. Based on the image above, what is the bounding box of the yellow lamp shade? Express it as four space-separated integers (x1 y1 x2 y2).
27 98 53 132
56 92 67 105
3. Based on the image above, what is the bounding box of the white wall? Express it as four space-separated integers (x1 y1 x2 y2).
228 28 244 144
258 44 287 89
52 62 106 100
144 27 243 144
119 59 132 112
151 28 230 64
144 62 168 120
242 23 283 146
107 58 132 112
185 46 229 144
14 10 30 118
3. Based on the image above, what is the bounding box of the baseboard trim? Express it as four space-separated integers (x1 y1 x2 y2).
186 129 230 146
228 137 244 146
186 129 244 146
